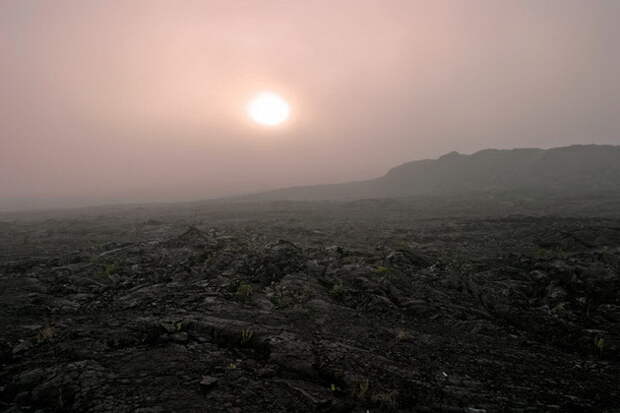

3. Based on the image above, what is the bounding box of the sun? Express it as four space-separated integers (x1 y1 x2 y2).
247 92 290 126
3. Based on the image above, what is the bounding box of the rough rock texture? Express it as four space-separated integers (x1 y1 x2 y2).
0 201 619 412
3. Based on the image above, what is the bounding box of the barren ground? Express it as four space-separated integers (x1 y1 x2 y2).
1 198 619 412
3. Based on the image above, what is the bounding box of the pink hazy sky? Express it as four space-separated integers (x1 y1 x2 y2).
1 0 620 209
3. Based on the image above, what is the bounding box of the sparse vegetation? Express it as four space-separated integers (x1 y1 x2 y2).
351 378 370 400
371 390 398 408
1 200 619 411
291 285 314 305
268 283 314 308
236 281 254 301
97 262 119 278
329 383 341 393
329 280 345 299
594 336 606 356
396 329 411 342
240 328 254 345
36 325 56 343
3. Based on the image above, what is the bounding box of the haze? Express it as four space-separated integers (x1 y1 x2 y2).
2 0 620 211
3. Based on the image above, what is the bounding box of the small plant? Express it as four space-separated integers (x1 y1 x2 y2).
174 320 185 332
104 263 118 274
371 390 398 407
267 283 286 308
533 247 550 258
396 328 413 342
227 363 237 369
36 325 56 343
236 282 253 301
594 337 605 356
329 281 345 299
97 262 118 278
533 246 569 259
329 383 341 392
291 285 314 305
374 266 391 273
240 328 254 345
352 378 370 399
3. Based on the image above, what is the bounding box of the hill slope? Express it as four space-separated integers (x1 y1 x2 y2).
244 144 620 201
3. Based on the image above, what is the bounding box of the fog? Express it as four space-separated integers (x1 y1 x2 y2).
2 0 620 210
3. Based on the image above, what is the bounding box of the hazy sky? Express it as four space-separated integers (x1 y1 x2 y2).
2 0 620 209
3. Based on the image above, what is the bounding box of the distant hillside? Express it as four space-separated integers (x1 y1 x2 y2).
242 145 620 201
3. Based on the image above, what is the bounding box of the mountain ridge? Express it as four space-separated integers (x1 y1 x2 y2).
239 144 620 201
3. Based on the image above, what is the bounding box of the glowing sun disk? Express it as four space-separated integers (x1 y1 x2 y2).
247 92 290 126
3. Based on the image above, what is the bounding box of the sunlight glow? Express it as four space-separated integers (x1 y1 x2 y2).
247 92 290 126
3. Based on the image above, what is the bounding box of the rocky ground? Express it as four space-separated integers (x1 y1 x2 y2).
0 199 619 412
